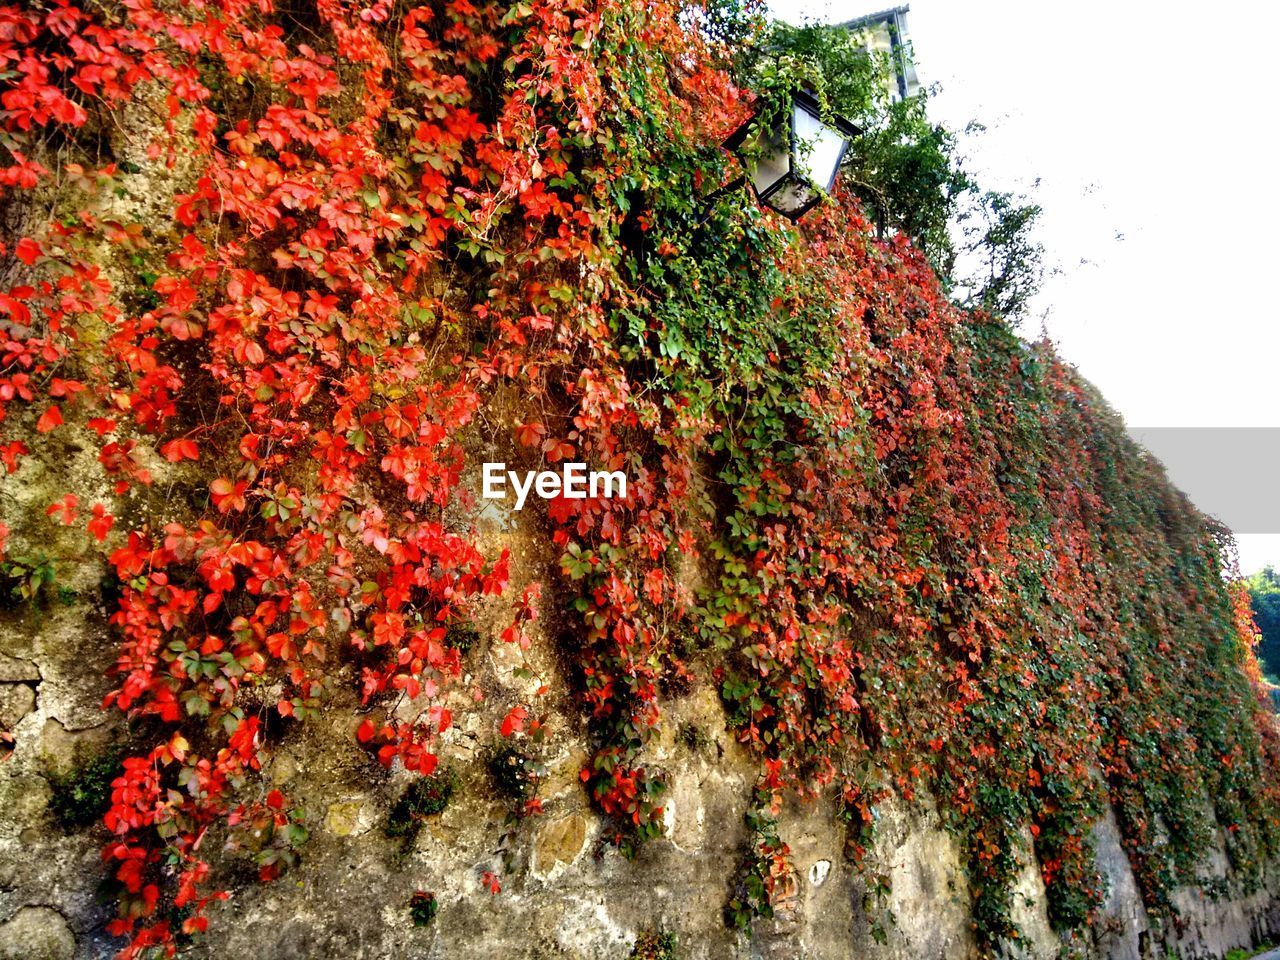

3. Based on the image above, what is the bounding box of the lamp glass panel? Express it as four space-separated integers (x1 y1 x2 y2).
791 102 848 192
739 122 790 198
764 177 815 216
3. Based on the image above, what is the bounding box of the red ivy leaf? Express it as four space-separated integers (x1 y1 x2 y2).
14 237 41 265
46 494 79 525
500 705 527 738
87 504 114 542
35 406 63 433
210 477 247 513
161 438 200 462
541 437 574 462
515 421 546 447
1 441 28 474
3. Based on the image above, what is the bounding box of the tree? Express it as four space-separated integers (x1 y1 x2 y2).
1247 566 1280 682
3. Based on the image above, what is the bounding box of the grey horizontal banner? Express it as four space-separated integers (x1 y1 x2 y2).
1127 428 1280 534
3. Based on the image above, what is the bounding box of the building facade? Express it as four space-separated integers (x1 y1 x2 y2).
840 5 921 102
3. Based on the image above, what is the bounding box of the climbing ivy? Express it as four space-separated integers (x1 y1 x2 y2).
1 1 1276 958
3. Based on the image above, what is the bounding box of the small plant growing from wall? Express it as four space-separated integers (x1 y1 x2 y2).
678 722 711 755
726 801 791 933
630 929 679 960
0 555 56 608
386 770 459 845
446 623 480 655
408 891 438 927
45 748 122 831
489 745 540 803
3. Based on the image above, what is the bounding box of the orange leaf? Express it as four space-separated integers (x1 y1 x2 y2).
35 406 62 433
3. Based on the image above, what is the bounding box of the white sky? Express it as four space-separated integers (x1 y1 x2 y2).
770 0 1280 574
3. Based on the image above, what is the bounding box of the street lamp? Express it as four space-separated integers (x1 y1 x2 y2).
724 89 860 221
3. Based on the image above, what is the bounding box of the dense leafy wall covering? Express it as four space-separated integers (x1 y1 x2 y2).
1 0 1277 956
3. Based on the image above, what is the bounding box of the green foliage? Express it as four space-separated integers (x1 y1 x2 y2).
0 554 56 607
46 749 121 831
688 0 767 70
726 802 788 933
954 186 1046 319
759 21 881 122
862 870 894 945
847 92 968 270
446 622 480 655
